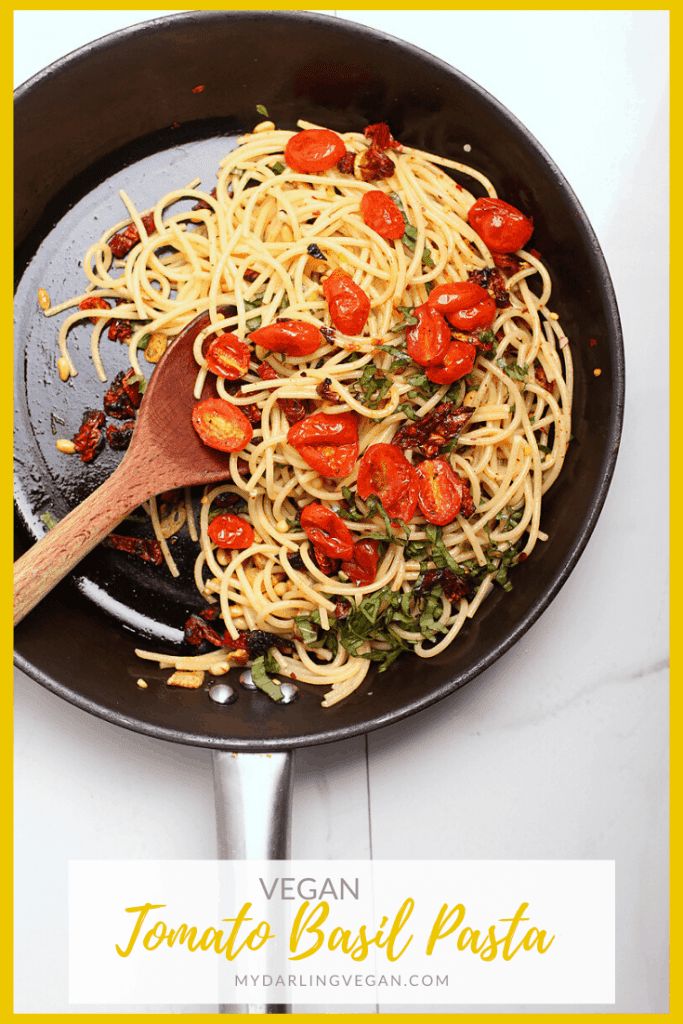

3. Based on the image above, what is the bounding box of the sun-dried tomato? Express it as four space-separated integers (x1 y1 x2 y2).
79 296 111 324
358 149 395 182
492 252 522 272
72 410 105 462
109 213 156 259
200 606 220 620
102 534 163 564
192 187 218 211
455 475 476 518
104 369 144 419
184 614 224 647
312 545 340 576
106 419 135 450
364 122 402 152
468 267 510 308
392 402 473 457
316 377 340 403
256 361 309 425
222 629 293 657
335 597 352 620
337 151 356 175
417 567 473 603
107 300 134 342
534 364 555 394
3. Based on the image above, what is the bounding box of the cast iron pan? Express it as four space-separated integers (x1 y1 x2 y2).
14 10 624 751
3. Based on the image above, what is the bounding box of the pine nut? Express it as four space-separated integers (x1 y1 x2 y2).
55 439 75 454
254 120 275 133
216 548 230 566
274 582 288 597
209 662 230 676
57 357 70 381
144 331 168 363
275 520 289 534
136 678 148 689
38 288 50 310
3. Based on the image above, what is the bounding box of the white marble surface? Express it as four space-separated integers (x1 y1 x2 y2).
14 9 668 1015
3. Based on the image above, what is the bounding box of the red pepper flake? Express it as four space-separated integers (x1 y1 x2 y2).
172 121 179 128
528 248 543 261
589 338 598 347
192 85 205 94
102 534 163 565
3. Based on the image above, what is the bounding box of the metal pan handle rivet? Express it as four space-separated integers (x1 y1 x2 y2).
278 682 299 704
208 683 237 705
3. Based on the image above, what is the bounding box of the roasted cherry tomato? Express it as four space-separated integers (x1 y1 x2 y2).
468 197 533 254
285 129 346 173
288 412 359 478
322 269 371 335
427 281 489 313
205 332 250 379
415 459 462 526
288 411 358 448
426 339 477 385
357 443 418 522
249 320 323 357
191 398 253 452
208 512 255 549
360 190 405 239
406 304 451 366
300 503 355 560
340 539 380 586
445 294 496 331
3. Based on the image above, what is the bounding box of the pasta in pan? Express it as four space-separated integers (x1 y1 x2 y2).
45 118 572 707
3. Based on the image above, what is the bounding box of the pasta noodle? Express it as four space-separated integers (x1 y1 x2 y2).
44 118 572 707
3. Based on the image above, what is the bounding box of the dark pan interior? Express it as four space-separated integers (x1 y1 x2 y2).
14 10 624 750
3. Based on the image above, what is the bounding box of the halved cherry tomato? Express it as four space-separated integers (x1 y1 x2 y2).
322 269 371 335
191 398 253 452
445 294 496 331
427 281 488 313
406 304 450 366
285 129 346 173
288 412 359 478
357 443 418 522
208 512 255 549
300 503 355 560
340 539 380 586
360 191 405 239
415 459 462 526
426 339 477 385
249 320 323 357
205 332 250 379
468 197 533 254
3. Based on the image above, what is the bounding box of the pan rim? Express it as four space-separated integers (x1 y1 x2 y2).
14 8 625 750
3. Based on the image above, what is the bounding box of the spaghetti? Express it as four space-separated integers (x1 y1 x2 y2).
44 118 572 707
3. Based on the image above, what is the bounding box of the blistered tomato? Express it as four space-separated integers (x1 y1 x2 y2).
360 191 405 239
414 459 462 526
468 197 533 254
406 305 450 366
285 129 346 173
300 503 355 560
445 295 496 331
340 539 381 586
249 320 323 357
427 281 488 313
205 333 250 379
191 398 253 452
208 513 255 549
288 412 359 478
425 340 477 385
357 443 418 522
322 269 371 335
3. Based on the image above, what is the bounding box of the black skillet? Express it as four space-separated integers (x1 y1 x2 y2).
14 10 624 754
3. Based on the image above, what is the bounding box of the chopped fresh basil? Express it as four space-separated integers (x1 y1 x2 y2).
353 364 393 409
128 372 147 394
40 511 59 531
391 306 419 332
497 357 529 382
270 161 285 175
256 104 269 117
250 655 283 701
136 333 150 351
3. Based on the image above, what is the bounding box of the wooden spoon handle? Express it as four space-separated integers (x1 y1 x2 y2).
13 461 152 626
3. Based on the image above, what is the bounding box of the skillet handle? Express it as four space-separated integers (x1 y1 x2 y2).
212 750 293 1014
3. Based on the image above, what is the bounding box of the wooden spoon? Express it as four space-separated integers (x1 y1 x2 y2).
13 310 242 625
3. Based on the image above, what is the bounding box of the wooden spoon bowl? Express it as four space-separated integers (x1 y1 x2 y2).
13 311 235 625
